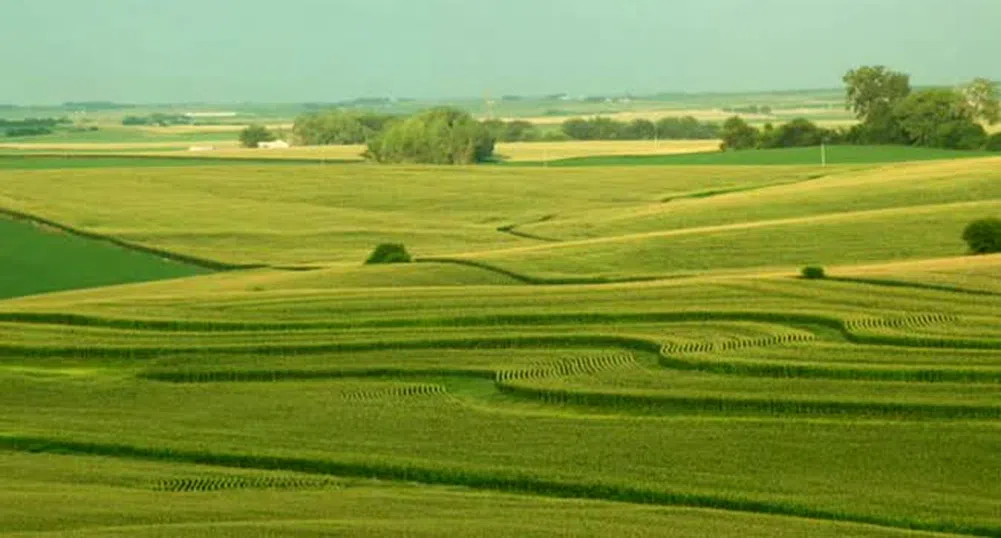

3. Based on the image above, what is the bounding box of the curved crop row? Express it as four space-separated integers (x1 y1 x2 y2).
153 474 340 492
845 312 959 331
340 382 446 401
657 354 1001 383
495 383 1001 419
660 328 815 355
495 352 635 382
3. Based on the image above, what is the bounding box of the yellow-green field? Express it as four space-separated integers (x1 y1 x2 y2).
0 151 999 537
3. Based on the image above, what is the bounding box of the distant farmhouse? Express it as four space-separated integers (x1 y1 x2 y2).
183 112 238 119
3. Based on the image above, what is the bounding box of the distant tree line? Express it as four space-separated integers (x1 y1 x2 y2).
122 113 194 127
721 105 773 115
0 117 72 137
560 116 720 141
721 67 1001 152
481 119 545 142
293 109 550 145
292 111 397 145
283 108 495 164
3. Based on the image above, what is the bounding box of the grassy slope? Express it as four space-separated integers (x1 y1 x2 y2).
0 217 207 300
0 164 826 265
460 157 1001 279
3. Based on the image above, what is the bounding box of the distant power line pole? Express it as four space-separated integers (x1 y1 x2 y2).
821 142 827 167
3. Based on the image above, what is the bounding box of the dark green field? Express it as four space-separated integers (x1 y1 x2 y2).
0 217 207 299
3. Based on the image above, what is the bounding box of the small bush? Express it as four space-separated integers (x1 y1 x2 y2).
365 243 412 265
801 266 826 279
962 218 1001 254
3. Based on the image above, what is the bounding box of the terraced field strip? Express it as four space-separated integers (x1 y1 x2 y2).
152 474 342 492
0 454 951 538
2 436 996 537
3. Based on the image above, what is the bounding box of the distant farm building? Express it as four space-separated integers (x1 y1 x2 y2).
188 145 215 152
258 140 290 149
183 112 238 119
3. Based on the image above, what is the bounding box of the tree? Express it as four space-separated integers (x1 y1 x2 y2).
960 78 1000 125
560 116 623 140
623 119 656 140
985 133 1001 152
503 120 540 142
481 119 540 142
238 125 276 148
719 116 759 151
655 116 720 140
758 118 829 148
962 218 1001 254
366 107 494 164
292 110 396 145
893 89 986 149
843 66 911 122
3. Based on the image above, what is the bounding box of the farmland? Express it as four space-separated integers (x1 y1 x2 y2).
0 149 1000 537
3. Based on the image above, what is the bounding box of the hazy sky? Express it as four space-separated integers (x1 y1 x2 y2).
1 0 998 104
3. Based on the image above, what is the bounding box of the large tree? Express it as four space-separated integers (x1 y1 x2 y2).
366 107 494 164
960 78 1000 125
719 116 759 151
758 118 832 149
843 66 912 122
893 89 986 150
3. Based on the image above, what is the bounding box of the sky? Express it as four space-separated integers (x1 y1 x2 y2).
1 0 999 104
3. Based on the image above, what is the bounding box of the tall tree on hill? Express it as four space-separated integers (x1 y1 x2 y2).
843 66 912 122
843 66 912 144
960 78 1001 125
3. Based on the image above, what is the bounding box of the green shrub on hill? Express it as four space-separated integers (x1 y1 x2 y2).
365 243 412 264
801 266 827 279
962 218 1001 254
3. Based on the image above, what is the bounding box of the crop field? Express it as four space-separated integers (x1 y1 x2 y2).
0 151 999 536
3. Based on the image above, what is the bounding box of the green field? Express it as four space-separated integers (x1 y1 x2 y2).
0 150 999 537
0 216 208 300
